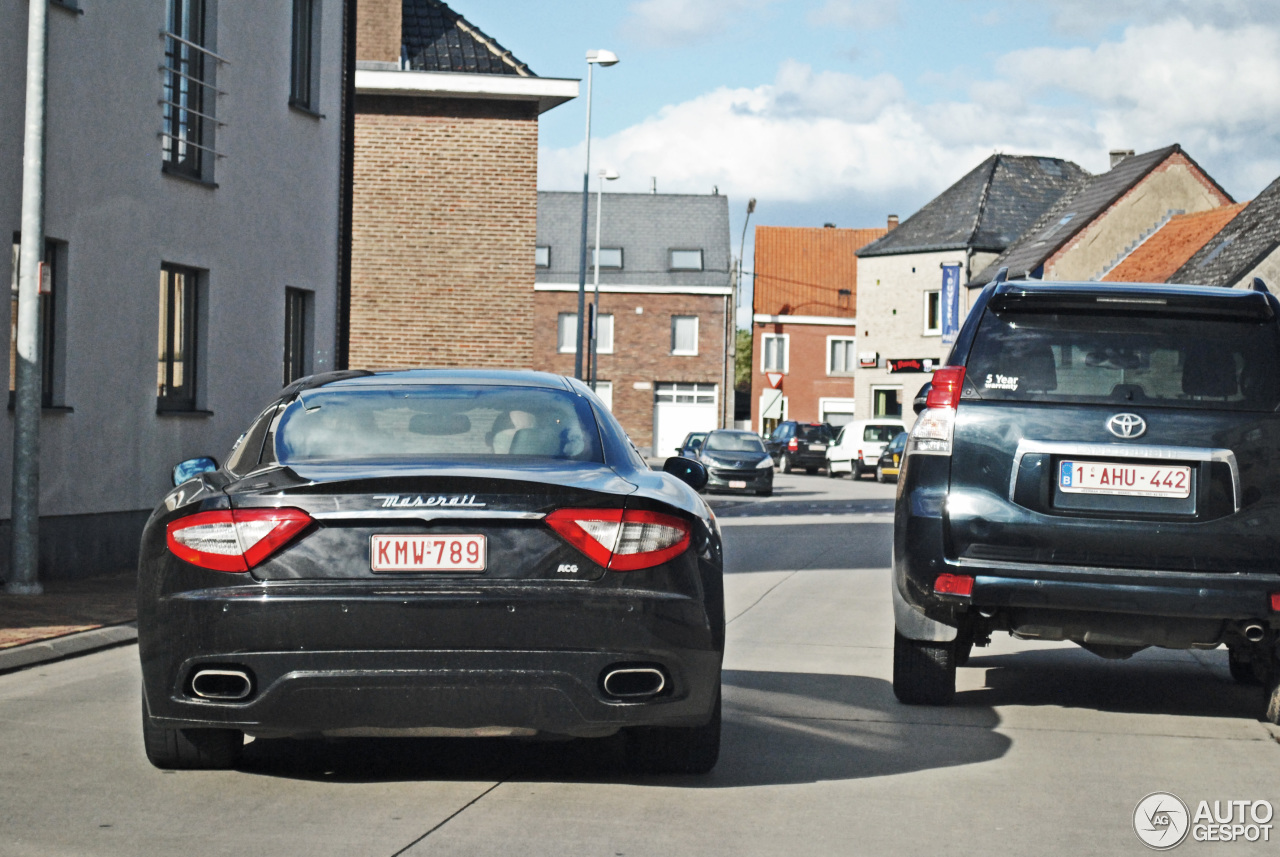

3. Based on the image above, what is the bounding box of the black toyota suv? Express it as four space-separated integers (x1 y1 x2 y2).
893 277 1280 722
764 421 834 473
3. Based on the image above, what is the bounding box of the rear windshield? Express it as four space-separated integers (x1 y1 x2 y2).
966 309 1280 412
796 424 831 441
705 432 766 453
863 424 901 442
274 385 603 464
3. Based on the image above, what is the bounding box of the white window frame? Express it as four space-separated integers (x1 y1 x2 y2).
535 246 550 268
871 385 904 419
669 249 703 271
760 332 789 374
557 312 577 353
671 315 698 356
596 313 614 354
592 247 623 269
826 335 857 376
924 289 941 336
818 397 856 426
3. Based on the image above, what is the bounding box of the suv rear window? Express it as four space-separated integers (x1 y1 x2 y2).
965 308 1280 412
796 424 831 441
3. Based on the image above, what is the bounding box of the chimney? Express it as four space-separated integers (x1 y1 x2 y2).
887 214 899 231
1109 149 1135 169
356 0 403 64
823 222 836 228
650 177 656 194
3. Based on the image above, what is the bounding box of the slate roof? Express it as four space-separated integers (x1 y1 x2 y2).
402 0 534 77
1169 174 1280 287
753 226 886 317
1102 203 1248 284
536 192 731 288
855 154 1088 258
970 144 1236 286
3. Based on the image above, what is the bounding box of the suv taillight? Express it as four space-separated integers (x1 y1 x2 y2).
910 367 965 456
166 508 313 572
545 508 691 571
787 438 799 451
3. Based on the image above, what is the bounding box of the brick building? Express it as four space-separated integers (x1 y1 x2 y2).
854 153 1086 420
533 191 732 456
349 0 576 369
749 225 885 434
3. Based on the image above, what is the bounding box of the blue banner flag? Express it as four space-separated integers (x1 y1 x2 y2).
941 263 961 344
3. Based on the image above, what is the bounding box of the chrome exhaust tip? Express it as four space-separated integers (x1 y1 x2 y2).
1243 623 1266 643
602 666 666 699
191 668 253 701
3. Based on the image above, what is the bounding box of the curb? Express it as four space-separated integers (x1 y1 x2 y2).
0 622 138 675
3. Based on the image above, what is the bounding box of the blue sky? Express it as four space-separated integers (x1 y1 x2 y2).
459 1 1280 316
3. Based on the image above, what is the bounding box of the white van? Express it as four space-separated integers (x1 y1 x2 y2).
826 419 906 478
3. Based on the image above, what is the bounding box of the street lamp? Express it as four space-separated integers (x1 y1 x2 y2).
725 197 756 429
589 168 620 389
574 48 619 381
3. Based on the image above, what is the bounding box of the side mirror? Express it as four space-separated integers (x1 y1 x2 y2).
662 456 709 491
913 382 932 415
173 456 218 486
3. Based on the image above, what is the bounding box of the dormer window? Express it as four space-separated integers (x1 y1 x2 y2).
670 249 703 271
593 248 622 269
535 246 550 268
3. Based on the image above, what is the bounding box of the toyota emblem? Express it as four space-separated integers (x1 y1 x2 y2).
1107 413 1146 439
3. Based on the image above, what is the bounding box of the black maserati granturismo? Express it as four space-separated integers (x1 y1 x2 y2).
138 369 723 773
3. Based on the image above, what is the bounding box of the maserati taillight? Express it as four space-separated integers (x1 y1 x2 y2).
166 508 313 572
544 508 691 571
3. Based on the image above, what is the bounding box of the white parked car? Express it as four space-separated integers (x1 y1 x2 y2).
826 419 907 478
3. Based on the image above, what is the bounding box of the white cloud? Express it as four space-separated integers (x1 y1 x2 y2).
622 0 774 46
1036 0 1273 35
540 18 1280 210
807 0 902 29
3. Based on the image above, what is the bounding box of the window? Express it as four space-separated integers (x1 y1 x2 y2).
819 399 856 426
535 246 550 268
828 337 856 375
761 333 788 373
670 249 703 271
157 264 200 411
671 316 698 355
8 238 60 408
290 0 321 112
873 386 903 418
655 382 716 404
557 313 578 353
593 312 614 354
593 381 613 412
593 248 622 269
924 290 941 335
162 0 220 180
284 287 313 386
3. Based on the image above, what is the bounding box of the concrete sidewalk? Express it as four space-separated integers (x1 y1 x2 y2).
0 570 137 673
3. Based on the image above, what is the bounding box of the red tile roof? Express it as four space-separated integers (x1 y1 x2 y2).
753 226 886 317
1103 203 1248 283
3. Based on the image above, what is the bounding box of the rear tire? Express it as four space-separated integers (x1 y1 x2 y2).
826 464 837 478
1228 645 1262 685
876 464 888 483
1266 670 1280 725
893 630 956 705
142 692 243 770
780 454 793 474
626 688 721 775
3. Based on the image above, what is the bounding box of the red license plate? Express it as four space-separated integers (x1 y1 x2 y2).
1059 460 1191 499
370 535 486 572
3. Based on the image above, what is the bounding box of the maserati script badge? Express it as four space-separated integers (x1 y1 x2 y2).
372 495 487 508
1106 413 1147 439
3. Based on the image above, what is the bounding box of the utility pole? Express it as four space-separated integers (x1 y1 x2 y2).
726 198 755 431
9 0 50 595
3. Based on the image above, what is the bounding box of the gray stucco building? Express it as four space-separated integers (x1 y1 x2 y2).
1 0 347 579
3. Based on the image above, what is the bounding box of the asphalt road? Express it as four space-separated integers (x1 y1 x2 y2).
2 472 1278 855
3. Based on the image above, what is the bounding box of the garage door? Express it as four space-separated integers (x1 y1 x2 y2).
652 383 718 457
